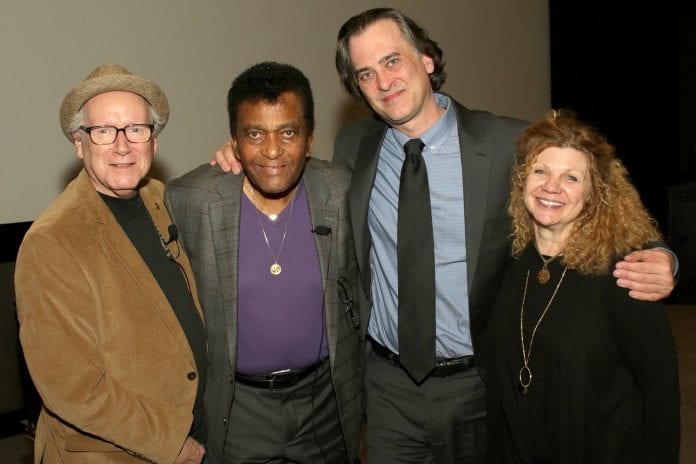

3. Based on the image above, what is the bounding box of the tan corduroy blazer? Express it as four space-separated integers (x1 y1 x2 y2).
15 170 204 464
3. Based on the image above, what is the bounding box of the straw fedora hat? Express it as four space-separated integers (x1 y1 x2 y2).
59 64 169 141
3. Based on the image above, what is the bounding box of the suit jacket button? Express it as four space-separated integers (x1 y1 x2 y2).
187 371 197 380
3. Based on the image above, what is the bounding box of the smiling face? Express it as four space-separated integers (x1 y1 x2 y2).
74 91 156 199
231 91 313 201
523 146 593 245
348 18 442 137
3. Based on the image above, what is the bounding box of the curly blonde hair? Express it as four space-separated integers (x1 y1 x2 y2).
509 109 662 274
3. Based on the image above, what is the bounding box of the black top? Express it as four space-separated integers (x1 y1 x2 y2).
101 193 207 442
485 245 679 463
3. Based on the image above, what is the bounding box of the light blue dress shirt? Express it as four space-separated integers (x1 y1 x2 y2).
367 93 472 358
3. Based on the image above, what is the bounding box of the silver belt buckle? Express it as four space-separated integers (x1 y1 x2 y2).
269 368 292 391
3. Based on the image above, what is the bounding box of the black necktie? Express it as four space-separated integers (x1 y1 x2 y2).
397 138 436 383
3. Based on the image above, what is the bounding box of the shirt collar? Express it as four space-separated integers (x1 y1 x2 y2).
389 93 456 153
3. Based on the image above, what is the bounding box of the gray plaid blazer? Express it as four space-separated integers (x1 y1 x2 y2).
165 158 363 463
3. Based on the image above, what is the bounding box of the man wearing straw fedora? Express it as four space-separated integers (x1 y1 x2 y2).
15 64 207 464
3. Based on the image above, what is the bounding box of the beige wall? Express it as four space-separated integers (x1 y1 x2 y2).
0 0 550 224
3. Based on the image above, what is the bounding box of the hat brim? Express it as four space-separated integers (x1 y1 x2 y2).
59 72 169 141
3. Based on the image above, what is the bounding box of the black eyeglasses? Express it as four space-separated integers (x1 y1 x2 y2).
79 124 154 145
338 277 359 329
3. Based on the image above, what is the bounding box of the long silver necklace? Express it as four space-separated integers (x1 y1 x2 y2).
247 184 297 276
519 266 567 394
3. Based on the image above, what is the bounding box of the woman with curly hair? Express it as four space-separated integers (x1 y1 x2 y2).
485 109 680 463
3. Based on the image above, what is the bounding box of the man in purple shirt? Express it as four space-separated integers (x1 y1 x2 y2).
165 62 363 463
211 8 677 463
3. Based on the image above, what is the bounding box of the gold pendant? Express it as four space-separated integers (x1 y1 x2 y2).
537 268 550 284
270 263 282 275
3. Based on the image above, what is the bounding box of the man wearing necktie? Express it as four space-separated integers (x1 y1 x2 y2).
212 8 677 463
331 7 677 463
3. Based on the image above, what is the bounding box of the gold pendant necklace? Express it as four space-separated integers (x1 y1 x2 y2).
519 266 567 395
536 249 559 284
247 184 297 276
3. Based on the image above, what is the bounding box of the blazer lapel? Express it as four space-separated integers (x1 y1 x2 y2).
141 184 204 323
304 163 338 288
454 103 494 292
210 175 244 369
81 174 195 365
205 175 244 369
303 162 340 361
349 124 386 293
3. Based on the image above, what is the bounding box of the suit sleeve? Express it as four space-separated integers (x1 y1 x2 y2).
15 231 191 464
332 128 351 171
644 240 679 281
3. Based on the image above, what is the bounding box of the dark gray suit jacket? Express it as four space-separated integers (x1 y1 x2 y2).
333 97 528 360
164 159 363 463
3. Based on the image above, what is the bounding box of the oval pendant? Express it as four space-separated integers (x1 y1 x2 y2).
519 366 532 391
270 263 282 275
537 268 550 284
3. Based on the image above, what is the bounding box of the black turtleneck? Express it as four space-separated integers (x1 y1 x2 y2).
101 192 207 442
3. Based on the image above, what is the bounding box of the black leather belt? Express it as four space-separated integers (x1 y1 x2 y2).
369 336 475 378
234 359 326 390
